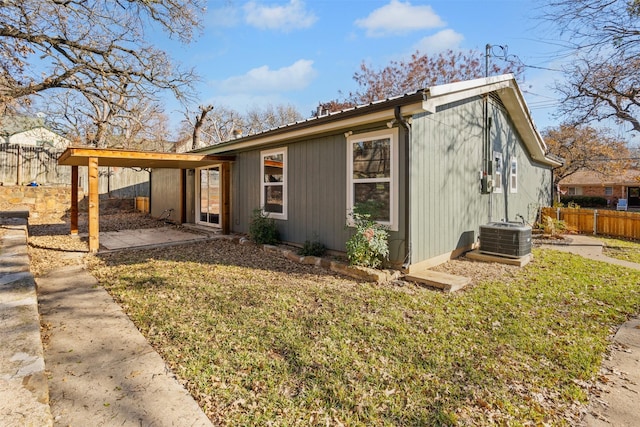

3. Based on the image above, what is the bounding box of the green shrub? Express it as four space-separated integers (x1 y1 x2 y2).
560 196 607 208
248 208 279 245
299 236 327 257
345 205 389 269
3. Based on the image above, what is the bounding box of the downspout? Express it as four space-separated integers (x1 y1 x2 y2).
396 106 412 270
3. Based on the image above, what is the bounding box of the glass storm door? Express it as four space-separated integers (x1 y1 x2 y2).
198 167 220 226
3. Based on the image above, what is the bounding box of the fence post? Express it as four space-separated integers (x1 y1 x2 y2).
593 210 598 235
16 144 21 185
556 207 560 221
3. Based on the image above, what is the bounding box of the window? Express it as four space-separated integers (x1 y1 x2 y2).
509 158 518 193
493 151 503 193
605 187 613 196
261 147 287 220
568 187 582 196
347 129 398 231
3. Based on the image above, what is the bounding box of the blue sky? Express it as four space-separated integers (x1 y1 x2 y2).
155 0 572 133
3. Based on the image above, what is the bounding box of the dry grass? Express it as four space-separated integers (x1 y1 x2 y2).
88 241 640 426
25 213 640 425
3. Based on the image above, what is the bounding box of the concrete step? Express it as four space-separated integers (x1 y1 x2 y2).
405 270 471 292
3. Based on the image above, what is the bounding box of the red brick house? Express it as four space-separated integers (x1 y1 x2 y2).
558 169 640 208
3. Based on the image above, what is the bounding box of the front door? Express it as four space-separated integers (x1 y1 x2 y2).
197 166 220 226
628 187 640 207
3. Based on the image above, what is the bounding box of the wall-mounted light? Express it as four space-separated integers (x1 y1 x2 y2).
344 131 353 138
386 119 396 128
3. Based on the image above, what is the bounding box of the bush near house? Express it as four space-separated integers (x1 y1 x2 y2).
248 208 280 245
560 196 608 208
345 205 389 268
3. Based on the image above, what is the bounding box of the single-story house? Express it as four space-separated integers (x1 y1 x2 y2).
151 74 560 272
0 116 70 148
558 169 640 208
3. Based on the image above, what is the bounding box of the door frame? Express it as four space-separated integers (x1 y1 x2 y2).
196 165 222 228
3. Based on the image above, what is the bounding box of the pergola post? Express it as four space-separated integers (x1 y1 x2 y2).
88 157 99 252
70 165 79 235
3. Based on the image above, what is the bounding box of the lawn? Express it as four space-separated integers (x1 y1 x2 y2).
598 236 640 264
89 241 640 426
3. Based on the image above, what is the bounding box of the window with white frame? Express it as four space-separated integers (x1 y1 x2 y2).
493 151 503 193
605 187 613 196
261 147 287 220
568 187 582 196
346 129 398 231
509 157 518 193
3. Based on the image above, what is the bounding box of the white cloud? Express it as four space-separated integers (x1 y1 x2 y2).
217 59 317 94
413 29 464 54
207 6 241 28
355 0 445 37
243 0 317 31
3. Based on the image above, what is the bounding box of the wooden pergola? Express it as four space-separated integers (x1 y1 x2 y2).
58 147 235 252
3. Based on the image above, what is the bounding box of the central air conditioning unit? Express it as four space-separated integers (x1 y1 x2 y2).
479 222 532 258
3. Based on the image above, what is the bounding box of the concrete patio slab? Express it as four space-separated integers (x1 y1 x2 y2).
98 227 208 250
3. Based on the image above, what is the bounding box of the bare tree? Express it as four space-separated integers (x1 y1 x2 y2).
178 102 304 151
244 104 303 135
543 0 640 133
0 0 204 116
318 49 524 112
191 105 214 150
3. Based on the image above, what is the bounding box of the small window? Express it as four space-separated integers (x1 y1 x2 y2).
347 129 398 231
493 151 503 193
261 147 287 220
568 187 582 196
605 187 613 196
509 158 517 193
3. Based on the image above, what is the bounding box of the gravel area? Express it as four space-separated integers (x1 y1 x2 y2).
26 208 528 285
27 211 183 276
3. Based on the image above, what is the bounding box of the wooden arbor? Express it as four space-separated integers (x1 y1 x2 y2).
58 147 234 252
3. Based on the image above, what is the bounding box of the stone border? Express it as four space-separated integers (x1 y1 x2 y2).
217 235 401 284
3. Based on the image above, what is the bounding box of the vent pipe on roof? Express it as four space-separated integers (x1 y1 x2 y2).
316 104 329 117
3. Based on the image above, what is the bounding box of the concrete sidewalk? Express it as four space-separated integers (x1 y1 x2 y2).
539 234 640 270
37 263 213 427
540 234 640 426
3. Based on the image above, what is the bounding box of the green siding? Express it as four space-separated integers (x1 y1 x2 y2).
225 95 550 268
230 130 407 263
409 96 552 264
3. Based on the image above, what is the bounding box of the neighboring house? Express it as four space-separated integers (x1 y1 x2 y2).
151 74 560 271
558 169 640 208
0 116 70 148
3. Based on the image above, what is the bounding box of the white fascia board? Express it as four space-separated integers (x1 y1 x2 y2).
422 79 512 113
495 84 561 167
426 74 514 99
205 102 424 154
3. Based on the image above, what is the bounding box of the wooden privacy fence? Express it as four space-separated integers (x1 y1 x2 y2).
0 143 149 197
541 207 640 240
0 143 68 185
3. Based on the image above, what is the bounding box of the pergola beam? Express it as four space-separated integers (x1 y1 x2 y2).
58 147 235 253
